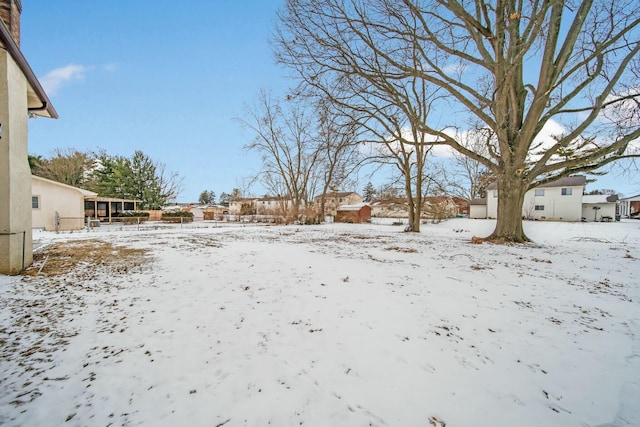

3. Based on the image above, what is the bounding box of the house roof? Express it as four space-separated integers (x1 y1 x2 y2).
337 203 369 211
314 191 359 200
487 175 586 190
371 197 408 205
0 19 57 118
621 194 640 201
582 194 618 204
259 196 291 202
470 198 487 205
32 175 97 197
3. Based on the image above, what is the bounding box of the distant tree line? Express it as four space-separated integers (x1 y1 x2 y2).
29 148 183 210
197 188 242 206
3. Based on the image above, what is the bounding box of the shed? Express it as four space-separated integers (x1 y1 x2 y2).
335 203 371 223
469 198 487 219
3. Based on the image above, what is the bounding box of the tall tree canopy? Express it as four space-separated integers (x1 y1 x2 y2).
30 148 94 187
275 0 640 242
88 150 183 209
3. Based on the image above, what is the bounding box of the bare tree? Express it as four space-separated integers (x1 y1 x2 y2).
313 100 364 221
154 161 183 206
31 148 94 187
240 91 321 221
302 57 443 231
275 0 640 242
448 126 494 200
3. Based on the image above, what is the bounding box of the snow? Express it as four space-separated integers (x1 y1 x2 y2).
1 219 639 427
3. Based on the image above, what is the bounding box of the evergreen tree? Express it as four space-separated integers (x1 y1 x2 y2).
198 190 216 205
362 182 377 202
218 192 230 206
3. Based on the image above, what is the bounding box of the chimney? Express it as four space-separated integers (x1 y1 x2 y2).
0 0 21 46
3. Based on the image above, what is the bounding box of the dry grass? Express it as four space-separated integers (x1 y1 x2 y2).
23 240 150 277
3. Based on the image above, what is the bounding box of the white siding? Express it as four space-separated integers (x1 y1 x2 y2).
32 177 91 231
489 183 584 221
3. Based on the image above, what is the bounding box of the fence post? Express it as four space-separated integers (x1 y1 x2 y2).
55 211 59 234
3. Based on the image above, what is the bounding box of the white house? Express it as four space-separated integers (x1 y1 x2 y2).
619 194 640 219
228 198 259 215
581 194 618 222
486 176 586 221
1 3 57 274
255 196 305 216
32 176 97 231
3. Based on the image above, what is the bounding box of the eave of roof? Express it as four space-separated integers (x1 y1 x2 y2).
32 175 96 197
0 20 57 119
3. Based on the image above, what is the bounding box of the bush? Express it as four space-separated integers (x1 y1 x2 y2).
113 211 149 224
114 211 150 218
161 211 194 223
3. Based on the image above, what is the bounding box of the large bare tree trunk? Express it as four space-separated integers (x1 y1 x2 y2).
487 176 529 243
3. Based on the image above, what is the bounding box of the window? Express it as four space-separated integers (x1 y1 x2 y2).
493 190 498 198
561 188 572 196
534 189 544 196
32 196 40 209
535 205 544 211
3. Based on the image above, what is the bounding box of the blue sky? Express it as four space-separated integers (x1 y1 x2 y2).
22 0 290 202
21 1 639 201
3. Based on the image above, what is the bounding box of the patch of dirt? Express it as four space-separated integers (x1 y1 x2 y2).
23 240 150 277
385 246 418 253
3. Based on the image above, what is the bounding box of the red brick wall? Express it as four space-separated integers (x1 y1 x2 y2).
0 0 21 46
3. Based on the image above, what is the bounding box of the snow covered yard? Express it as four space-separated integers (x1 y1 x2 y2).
0 219 638 427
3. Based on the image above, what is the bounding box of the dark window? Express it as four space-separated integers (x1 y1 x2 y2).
535 205 544 211
561 188 572 196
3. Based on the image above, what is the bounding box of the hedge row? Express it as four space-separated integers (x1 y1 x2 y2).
113 211 150 218
161 211 194 223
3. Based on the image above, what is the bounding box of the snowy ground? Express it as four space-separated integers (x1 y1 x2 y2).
0 218 639 427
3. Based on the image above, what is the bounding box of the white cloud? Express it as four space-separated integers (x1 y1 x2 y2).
39 64 94 95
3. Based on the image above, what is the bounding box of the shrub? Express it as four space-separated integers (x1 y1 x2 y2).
113 211 150 224
161 211 194 223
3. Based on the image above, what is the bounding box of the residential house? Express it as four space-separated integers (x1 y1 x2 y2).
581 194 618 222
421 196 469 221
335 203 371 223
451 196 471 217
201 205 227 220
228 198 259 216
32 176 96 231
486 176 586 221
314 192 363 217
370 198 411 218
255 196 304 216
620 194 640 219
1 2 58 274
371 197 460 220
